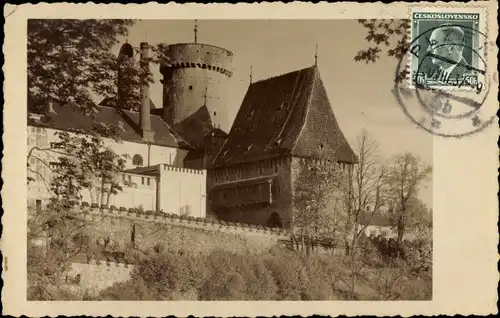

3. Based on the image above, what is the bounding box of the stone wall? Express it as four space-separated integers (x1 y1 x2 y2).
77 206 291 255
65 260 134 297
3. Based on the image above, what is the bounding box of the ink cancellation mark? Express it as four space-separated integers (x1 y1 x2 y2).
394 8 494 138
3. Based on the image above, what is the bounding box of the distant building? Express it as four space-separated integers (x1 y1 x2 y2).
356 211 397 239
27 38 357 229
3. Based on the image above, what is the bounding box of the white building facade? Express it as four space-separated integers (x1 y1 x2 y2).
27 114 207 218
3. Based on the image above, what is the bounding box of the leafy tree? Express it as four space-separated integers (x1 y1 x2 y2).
354 19 410 82
28 19 135 113
28 19 172 114
385 153 432 243
293 158 347 255
49 129 127 207
26 19 157 300
396 197 432 244
27 203 91 300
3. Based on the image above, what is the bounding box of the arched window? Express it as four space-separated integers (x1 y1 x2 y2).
132 154 143 166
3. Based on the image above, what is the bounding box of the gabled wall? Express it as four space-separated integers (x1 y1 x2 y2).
158 165 206 217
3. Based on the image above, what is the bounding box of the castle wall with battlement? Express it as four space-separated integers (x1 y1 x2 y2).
76 206 290 255
66 260 134 296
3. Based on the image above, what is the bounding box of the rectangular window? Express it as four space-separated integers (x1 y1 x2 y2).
36 200 42 213
141 177 145 185
122 174 126 182
147 178 150 186
128 175 132 182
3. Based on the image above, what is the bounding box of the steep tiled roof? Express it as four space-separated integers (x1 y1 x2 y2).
30 103 192 149
212 66 357 167
173 105 219 148
99 96 157 109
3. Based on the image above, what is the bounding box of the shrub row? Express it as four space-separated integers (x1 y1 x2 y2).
79 202 286 234
93 247 432 301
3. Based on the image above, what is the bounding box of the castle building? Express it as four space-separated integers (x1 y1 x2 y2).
27 36 357 229
207 66 357 228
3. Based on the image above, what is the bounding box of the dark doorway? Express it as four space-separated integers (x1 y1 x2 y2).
35 200 42 213
266 212 283 228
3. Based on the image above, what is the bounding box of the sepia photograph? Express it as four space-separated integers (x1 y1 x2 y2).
26 18 435 301
1 2 498 316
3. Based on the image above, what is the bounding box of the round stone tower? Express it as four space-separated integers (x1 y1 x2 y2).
160 43 233 133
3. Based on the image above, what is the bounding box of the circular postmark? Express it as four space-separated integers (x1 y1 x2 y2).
394 23 495 137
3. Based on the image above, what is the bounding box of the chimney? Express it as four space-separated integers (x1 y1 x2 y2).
140 42 155 142
48 100 56 114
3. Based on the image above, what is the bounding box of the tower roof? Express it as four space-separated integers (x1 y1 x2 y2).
212 66 357 167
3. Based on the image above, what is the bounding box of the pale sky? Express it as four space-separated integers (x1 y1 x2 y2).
112 19 433 207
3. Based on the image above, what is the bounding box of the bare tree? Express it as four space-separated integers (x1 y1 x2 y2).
385 153 432 243
344 130 387 255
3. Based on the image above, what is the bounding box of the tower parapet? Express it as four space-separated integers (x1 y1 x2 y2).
160 43 233 133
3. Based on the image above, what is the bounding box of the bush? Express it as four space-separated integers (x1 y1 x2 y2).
90 239 431 301
81 201 90 207
119 207 127 212
91 203 99 208
110 205 118 210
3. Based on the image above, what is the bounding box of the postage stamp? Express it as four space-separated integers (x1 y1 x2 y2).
1 2 498 318
410 9 487 91
395 6 495 138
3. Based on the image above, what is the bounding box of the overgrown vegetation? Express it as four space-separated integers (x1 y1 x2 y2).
45 235 430 301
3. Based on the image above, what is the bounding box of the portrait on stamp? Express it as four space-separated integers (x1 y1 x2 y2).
411 12 484 89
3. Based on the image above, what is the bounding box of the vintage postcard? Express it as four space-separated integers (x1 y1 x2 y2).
2 2 498 317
